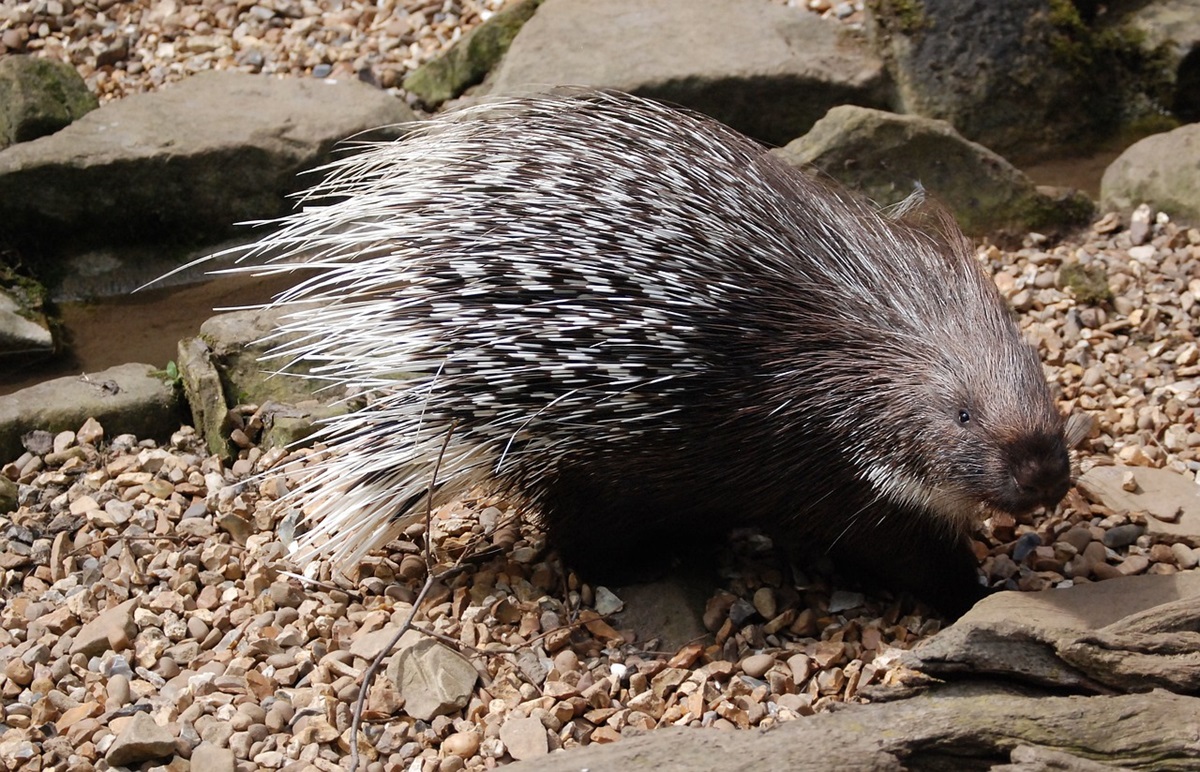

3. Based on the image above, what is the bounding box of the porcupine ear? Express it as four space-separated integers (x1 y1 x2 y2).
883 183 971 254
882 182 928 220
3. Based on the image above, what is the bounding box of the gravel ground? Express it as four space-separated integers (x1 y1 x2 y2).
2 1 1200 770
2 213 1198 771
0 0 514 104
0 0 865 106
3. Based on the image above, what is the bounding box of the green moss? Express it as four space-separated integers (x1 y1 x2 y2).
0 262 49 322
404 0 546 107
1123 112 1179 136
0 476 17 515
1060 261 1112 305
1046 0 1175 136
867 0 930 36
1047 0 1094 72
1021 188 1096 233
0 56 97 145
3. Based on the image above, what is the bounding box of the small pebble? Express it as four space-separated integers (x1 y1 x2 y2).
1103 524 1145 549
1012 532 1043 562
105 674 131 708
1116 554 1150 576
442 730 482 758
1059 525 1093 553
827 590 864 613
740 653 775 679
499 716 549 760
1171 543 1199 570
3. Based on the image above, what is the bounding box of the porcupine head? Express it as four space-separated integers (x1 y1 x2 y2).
702 204 1070 619
764 192 1078 616
227 92 1078 618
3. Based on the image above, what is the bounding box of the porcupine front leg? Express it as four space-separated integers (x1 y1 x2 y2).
537 468 727 585
827 506 990 620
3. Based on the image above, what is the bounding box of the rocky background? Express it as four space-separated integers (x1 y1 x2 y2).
1 1 1200 771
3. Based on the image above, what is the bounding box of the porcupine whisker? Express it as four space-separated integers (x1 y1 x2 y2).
828 500 874 551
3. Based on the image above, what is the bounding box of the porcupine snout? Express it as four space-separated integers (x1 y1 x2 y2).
1003 432 1071 514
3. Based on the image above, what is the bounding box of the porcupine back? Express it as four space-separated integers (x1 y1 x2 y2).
238 91 1070 615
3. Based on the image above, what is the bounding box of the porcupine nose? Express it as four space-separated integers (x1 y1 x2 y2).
1011 436 1071 512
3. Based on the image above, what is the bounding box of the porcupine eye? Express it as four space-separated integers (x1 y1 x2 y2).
957 409 971 425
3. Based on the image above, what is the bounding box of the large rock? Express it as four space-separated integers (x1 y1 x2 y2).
0 71 414 252
405 0 546 108
774 105 1093 237
176 305 351 456
485 0 890 147
867 0 1167 163
0 362 183 463
192 305 343 406
1077 465 1200 547
176 335 231 459
0 55 97 148
0 273 54 363
1100 123 1200 225
1123 0 1200 122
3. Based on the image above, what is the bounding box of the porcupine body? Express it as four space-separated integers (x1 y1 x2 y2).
240 91 1071 617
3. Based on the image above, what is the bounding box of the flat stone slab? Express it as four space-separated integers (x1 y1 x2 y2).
0 362 182 463
1078 464 1200 546
502 682 1200 771
387 630 480 721
485 0 888 147
902 572 1200 693
0 71 415 250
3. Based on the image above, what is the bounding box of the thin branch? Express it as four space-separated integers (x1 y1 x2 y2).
349 422 457 771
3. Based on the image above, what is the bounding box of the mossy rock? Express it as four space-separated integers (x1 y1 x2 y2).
0 55 98 148
1059 261 1112 306
404 0 545 108
775 105 1094 238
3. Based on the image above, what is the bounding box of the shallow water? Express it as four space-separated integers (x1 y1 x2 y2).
1 272 300 396
1020 147 1122 199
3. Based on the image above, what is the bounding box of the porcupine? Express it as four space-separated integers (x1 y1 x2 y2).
233 90 1073 617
